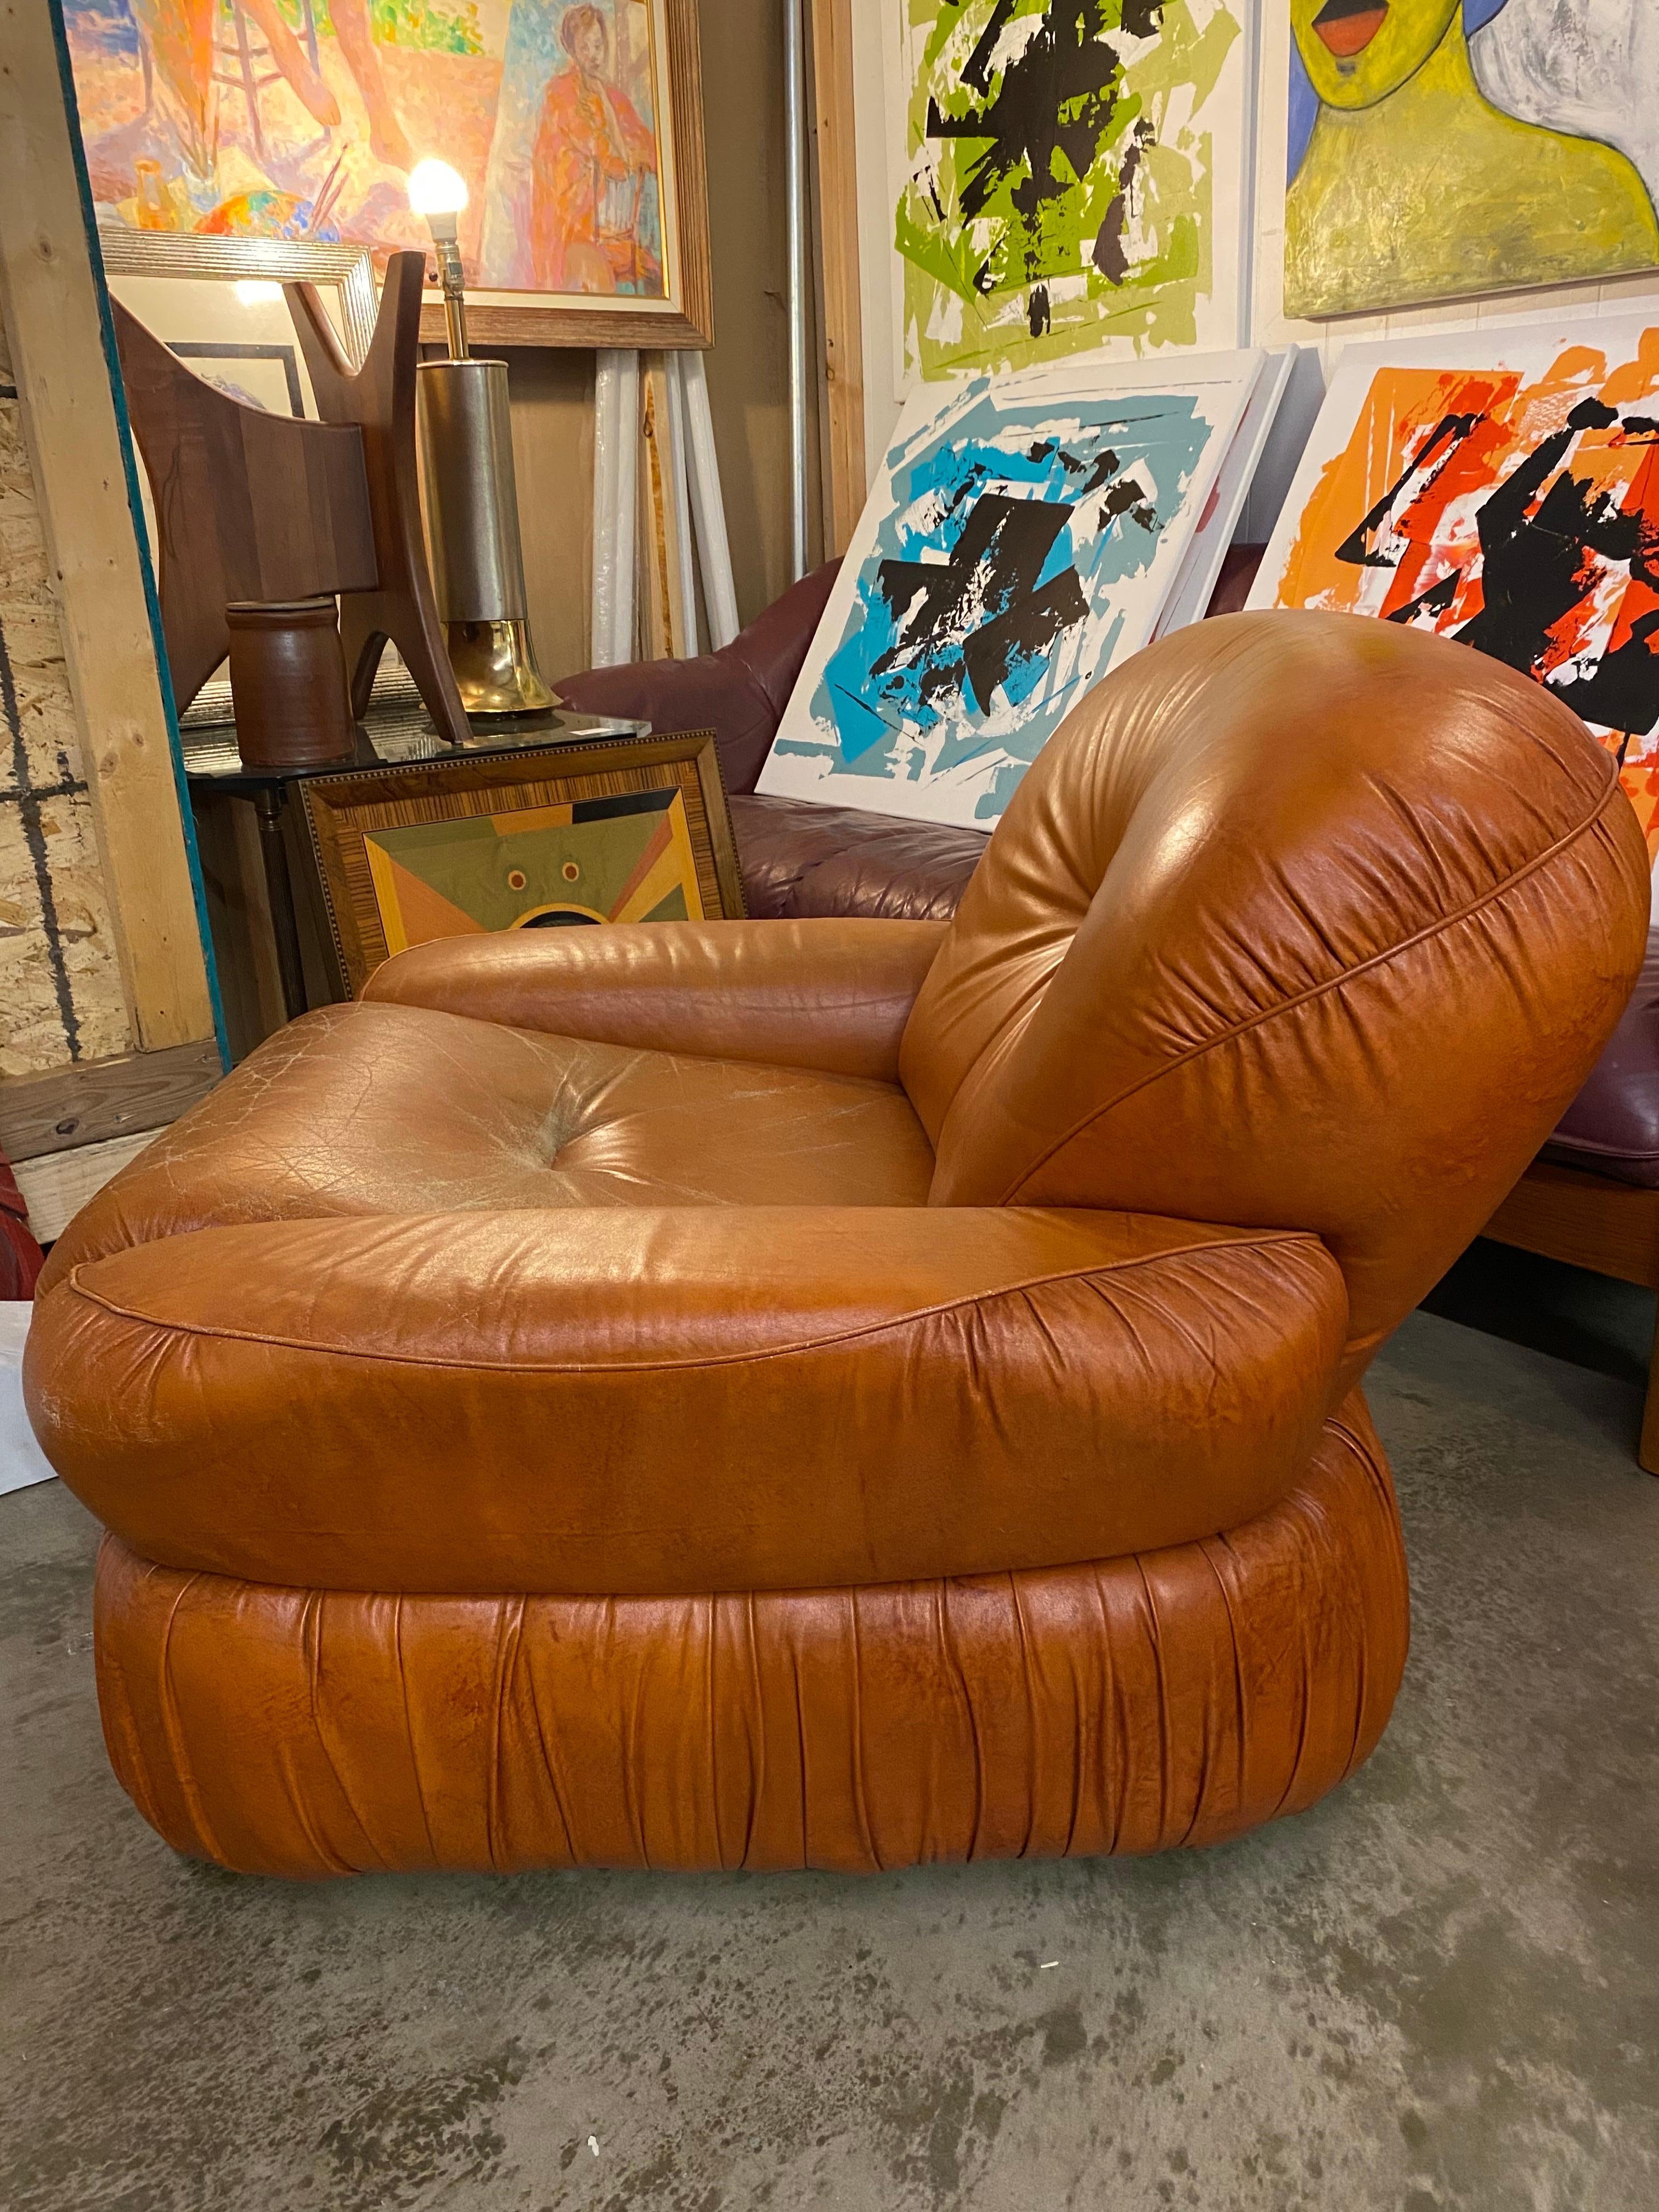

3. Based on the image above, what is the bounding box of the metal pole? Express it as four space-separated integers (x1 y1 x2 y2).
783 0 809 582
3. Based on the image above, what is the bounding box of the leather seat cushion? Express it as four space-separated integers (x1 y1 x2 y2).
38 1001 935 1286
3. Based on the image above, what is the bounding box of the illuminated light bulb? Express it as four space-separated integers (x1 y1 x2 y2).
408 158 469 235
233 280 284 306
408 158 471 360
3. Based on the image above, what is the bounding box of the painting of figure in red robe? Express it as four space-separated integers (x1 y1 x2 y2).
527 5 662 294
63 0 709 347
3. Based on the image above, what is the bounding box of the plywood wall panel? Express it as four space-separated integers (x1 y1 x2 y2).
0 298 133 1080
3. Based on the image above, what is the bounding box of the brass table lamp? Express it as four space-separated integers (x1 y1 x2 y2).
409 159 555 716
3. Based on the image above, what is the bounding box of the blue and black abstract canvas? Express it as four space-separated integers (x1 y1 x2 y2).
759 358 1253 827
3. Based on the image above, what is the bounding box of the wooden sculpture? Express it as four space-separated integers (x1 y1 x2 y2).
112 249 469 744
285 251 467 740
111 300 376 712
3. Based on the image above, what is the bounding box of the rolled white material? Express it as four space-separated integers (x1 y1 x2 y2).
661 356 702 655
784 0 810 583
678 351 741 650
591 349 640 667
0 1304 53 1497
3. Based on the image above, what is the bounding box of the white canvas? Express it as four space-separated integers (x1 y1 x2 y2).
759 348 1261 831
1153 349 1297 639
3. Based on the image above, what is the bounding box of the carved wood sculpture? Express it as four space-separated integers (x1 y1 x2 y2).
111 249 469 744
111 299 377 713
285 250 469 742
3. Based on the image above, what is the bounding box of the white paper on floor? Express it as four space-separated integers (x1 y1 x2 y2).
0 1302 53 1497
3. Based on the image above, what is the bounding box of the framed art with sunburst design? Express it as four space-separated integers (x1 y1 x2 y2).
299 730 743 996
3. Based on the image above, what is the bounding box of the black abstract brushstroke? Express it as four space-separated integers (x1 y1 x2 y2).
1336 410 1486 568
1457 400 1643 674
1385 572 1460 625
928 1 1163 301
873 493 1087 715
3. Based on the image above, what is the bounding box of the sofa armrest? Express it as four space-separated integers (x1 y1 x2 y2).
29 1204 1346 1596
364 917 948 1082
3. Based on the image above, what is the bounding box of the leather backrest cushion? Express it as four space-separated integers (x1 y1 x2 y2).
556 564 840 795
901 611 1651 1376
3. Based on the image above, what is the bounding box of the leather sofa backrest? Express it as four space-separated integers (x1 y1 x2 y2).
900 611 1651 1381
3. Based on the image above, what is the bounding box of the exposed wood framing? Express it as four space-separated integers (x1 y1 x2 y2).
809 0 867 555
0 1039 219 1163
0 0 215 1052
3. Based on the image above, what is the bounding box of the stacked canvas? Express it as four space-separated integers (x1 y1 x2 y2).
758 347 1294 832
1248 317 1659 874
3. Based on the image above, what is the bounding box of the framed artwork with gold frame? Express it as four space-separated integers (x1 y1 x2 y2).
68 0 712 351
299 731 744 996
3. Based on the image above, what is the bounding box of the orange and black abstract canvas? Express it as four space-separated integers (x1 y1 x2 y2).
1250 320 1659 866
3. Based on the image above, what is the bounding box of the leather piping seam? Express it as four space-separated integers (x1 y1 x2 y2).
62 1228 1336 1378
1000 768 1628 1205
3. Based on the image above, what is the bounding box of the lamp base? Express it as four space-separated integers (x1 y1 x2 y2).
443 619 558 716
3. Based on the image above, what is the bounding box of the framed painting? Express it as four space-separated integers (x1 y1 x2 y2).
1245 318 1659 869
63 0 712 349
885 1 1253 388
1285 0 1659 319
300 731 744 994
757 347 1261 831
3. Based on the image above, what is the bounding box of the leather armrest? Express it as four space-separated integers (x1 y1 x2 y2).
364 918 948 1082
30 1205 1347 1596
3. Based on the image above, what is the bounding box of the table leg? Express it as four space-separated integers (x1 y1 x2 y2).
253 789 308 1022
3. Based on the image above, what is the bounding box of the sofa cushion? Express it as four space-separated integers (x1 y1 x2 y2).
38 1000 936 1289
729 793 986 921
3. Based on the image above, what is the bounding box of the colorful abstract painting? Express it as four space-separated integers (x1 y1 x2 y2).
62 0 692 331
365 786 704 956
893 1 1246 383
1285 1 1659 318
758 352 1257 829
1248 323 1659 862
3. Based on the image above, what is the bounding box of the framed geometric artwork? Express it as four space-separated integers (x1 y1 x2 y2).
63 0 712 349
1246 318 1659 867
300 731 744 996
1284 0 1659 319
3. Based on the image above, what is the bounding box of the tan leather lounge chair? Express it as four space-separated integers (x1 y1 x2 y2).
26 613 1649 1878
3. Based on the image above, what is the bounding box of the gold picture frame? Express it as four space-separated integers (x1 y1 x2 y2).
98 230 379 369
300 731 744 997
69 0 712 352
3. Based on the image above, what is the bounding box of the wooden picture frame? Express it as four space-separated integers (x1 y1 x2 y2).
66 0 712 352
300 731 744 996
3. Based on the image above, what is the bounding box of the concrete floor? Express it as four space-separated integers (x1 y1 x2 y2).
3 1295 1657 2212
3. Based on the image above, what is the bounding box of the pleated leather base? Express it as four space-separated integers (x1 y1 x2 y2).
92 1401 1408 1878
